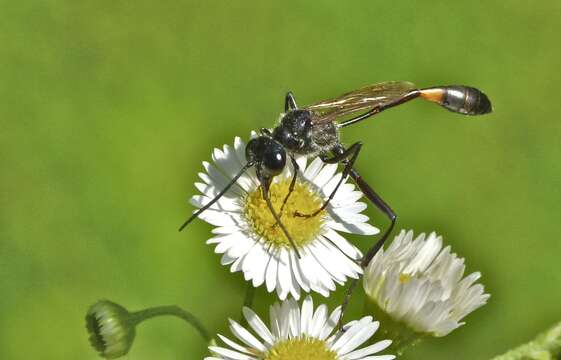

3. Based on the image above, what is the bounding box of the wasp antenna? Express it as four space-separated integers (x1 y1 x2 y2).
285 91 298 111
262 184 302 259
178 162 253 232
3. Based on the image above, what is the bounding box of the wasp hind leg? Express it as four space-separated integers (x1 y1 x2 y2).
329 144 397 328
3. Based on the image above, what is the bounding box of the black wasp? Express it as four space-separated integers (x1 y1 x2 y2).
179 81 492 266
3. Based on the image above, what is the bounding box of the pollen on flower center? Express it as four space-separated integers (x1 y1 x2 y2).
244 179 325 248
399 273 412 284
265 337 337 360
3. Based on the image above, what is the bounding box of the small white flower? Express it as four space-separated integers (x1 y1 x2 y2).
363 229 490 337
191 135 379 300
206 296 395 360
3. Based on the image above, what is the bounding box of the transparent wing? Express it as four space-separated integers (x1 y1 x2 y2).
306 81 418 124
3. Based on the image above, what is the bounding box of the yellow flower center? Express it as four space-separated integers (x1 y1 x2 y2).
265 337 338 360
244 179 325 248
399 273 412 284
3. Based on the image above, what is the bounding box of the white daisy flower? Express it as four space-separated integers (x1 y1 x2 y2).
363 229 490 338
206 295 395 360
190 135 379 300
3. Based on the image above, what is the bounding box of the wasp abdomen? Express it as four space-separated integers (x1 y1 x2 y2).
420 86 492 115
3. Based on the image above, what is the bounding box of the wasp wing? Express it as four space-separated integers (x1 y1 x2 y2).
306 81 418 124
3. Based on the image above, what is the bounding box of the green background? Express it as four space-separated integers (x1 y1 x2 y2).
2 1 560 359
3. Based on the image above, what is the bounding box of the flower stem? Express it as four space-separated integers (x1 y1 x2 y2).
240 283 256 326
130 305 212 343
491 321 561 360
364 298 424 356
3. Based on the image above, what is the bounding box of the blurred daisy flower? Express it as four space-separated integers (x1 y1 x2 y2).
206 295 395 360
190 135 378 300
363 229 490 347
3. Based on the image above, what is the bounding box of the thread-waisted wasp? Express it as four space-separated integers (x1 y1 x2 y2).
180 81 491 266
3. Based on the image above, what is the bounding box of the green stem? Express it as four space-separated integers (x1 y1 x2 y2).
240 283 256 326
364 298 424 356
491 321 561 360
130 305 212 343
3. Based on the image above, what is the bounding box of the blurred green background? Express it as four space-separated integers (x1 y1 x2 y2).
2 1 560 359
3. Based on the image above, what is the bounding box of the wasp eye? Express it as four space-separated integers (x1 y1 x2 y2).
263 146 286 176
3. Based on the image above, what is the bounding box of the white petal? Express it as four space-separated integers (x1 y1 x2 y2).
249 245 272 287
220 252 237 266
242 308 274 346
309 304 328 338
359 356 396 360
323 230 363 260
313 163 338 189
289 249 309 293
344 340 393 359
300 296 314 336
322 173 343 198
333 318 379 355
331 208 370 224
212 225 242 234
197 209 244 227
295 155 307 170
213 232 249 254
191 194 241 212
213 145 252 192
303 157 323 179
208 345 257 360
287 298 301 337
265 249 279 293
310 240 349 283
228 319 267 352
327 220 380 236
216 334 253 355
242 241 270 285
223 234 256 259
319 306 341 340
301 246 336 293
202 161 245 197
276 248 292 300
332 189 363 207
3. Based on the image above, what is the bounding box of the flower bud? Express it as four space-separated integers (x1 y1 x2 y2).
85 300 136 359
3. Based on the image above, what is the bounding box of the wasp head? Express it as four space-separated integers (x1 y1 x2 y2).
246 136 287 181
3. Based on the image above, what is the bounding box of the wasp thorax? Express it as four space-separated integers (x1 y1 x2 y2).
246 136 287 177
272 110 313 153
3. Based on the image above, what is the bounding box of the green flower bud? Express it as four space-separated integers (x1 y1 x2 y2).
85 299 211 358
85 300 136 359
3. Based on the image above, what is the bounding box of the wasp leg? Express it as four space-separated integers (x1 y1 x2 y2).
285 91 298 111
337 177 396 328
350 169 396 267
327 144 397 265
337 278 359 330
272 157 299 227
279 157 300 216
260 178 302 259
294 142 362 218
331 144 397 328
